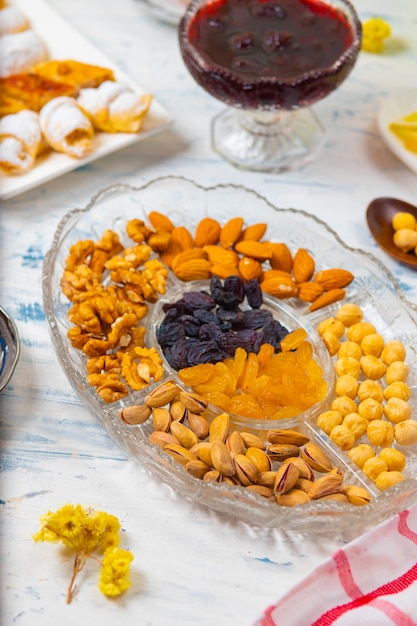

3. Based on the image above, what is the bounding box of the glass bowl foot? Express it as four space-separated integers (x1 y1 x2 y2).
211 107 325 173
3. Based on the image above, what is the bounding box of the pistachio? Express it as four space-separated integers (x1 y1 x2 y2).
266 429 310 447
187 411 210 440
170 420 200 449
163 443 196 466
343 485 372 506
266 443 300 462
276 488 311 507
240 432 265 450
179 390 208 414
185 459 210 480
119 404 151 425
211 441 236 476
191 441 213 467
149 431 180 448
226 430 246 457
145 379 179 407
234 453 258 486
301 442 333 473
257 470 277 489
282 456 314 481
246 484 275 499
318 493 349 503
153 407 171 432
203 470 222 483
295 477 314 494
274 462 301 494
245 447 272 473
209 412 230 443
169 400 187 422
223 475 242 486
309 473 343 499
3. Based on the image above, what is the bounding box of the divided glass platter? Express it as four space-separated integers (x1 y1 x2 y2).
43 176 417 535
1 0 172 201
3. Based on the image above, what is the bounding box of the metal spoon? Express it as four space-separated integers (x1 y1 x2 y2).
366 197 417 269
0 306 20 392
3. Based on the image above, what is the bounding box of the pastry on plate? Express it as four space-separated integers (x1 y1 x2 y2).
0 109 45 174
0 29 47 78
0 5 30 35
77 80 152 132
31 59 115 89
39 96 94 158
0 72 78 116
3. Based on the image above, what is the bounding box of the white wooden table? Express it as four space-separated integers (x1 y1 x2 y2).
1 1 417 624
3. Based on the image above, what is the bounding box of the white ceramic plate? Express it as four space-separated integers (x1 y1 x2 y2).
0 0 173 201
43 176 417 536
377 86 417 175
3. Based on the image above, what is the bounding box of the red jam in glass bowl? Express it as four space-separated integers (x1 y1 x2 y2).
179 0 362 111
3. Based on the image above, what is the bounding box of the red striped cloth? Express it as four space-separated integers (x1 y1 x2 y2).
255 504 417 626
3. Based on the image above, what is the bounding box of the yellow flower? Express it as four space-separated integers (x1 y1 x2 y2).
361 18 391 53
33 504 133 603
98 547 134 597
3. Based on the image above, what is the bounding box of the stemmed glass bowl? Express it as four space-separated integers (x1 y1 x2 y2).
179 0 362 172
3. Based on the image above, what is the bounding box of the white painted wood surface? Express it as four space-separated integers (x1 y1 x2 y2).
1 1 417 624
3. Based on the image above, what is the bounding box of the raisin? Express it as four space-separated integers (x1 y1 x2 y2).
182 291 216 311
193 308 218 325
180 315 202 337
199 323 223 343
234 309 273 330
187 341 226 366
245 279 263 309
218 329 259 355
224 275 245 302
156 322 185 347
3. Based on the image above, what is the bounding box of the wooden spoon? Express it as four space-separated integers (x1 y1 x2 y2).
366 197 417 269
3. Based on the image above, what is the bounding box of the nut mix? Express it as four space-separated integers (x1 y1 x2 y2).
119 379 372 508
62 211 355 404
317 302 416 491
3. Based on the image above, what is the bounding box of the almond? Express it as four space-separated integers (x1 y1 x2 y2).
234 240 272 261
239 222 267 242
220 216 244 248
203 245 239 267
309 288 346 312
293 248 315 283
210 263 240 279
170 226 194 251
270 242 293 272
194 217 221 247
238 256 263 280
314 269 354 290
262 269 293 281
260 276 298 299
171 248 208 274
148 211 175 232
297 281 324 302
173 258 212 281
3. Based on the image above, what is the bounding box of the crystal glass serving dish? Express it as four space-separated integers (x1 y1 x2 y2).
43 176 417 536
